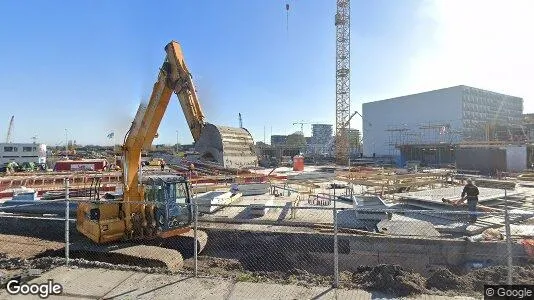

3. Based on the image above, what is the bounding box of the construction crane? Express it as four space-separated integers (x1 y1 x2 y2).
5 116 14 143
335 0 351 165
344 110 370 128
292 121 310 135
285 1 351 165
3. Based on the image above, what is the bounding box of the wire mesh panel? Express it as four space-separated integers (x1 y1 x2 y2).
1 181 533 299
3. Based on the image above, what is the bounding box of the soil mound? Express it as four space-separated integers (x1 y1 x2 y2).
351 264 427 296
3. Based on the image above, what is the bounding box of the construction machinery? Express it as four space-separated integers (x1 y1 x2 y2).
162 41 257 169
76 41 238 267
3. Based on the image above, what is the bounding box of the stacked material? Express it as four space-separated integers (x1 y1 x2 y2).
236 183 269 196
249 196 274 217
0 199 76 217
352 195 389 221
194 191 241 214
286 172 335 181
466 178 516 190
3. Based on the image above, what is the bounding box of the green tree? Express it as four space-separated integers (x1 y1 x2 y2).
285 133 306 149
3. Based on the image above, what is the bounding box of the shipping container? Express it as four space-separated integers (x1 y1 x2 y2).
54 159 108 172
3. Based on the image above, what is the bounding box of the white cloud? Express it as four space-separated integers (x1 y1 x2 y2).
404 0 534 111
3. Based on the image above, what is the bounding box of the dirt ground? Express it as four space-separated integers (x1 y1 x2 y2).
181 256 534 297
2 249 534 297
0 234 63 259
0 234 63 282
1 231 534 297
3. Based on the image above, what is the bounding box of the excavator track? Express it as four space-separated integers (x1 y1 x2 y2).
156 229 208 258
69 243 184 271
178 229 208 255
68 230 208 271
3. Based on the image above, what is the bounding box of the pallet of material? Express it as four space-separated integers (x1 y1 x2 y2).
249 196 274 217
194 191 242 214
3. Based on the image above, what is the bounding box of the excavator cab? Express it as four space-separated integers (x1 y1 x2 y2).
142 175 192 232
77 174 193 244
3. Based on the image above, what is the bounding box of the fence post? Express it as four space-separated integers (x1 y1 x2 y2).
193 201 198 277
333 186 339 288
504 188 513 285
64 178 70 267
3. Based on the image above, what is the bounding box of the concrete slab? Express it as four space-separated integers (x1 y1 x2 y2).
0 267 479 300
238 183 269 196
398 186 520 204
135 275 233 300
286 172 336 181
337 209 380 230
194 191 240 213
198 194 351 225
507 224 534 237
227 282 371 300
377 218 441 237
101 272 148 298
249 197 274 217
29 267 135 298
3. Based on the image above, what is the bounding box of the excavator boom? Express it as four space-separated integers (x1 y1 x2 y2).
76 41 214 251
164 42 205 142
163 41 258 169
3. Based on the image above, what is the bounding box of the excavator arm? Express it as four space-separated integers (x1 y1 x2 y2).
123 41 206 199
164 42 205 142
77 41 206 243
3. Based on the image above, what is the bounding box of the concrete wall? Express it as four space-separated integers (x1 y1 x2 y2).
457 145 527 174
506 145 527 172
362 86 463 157
456 147 506 174
203 228 527 276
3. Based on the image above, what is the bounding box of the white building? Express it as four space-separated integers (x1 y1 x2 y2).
308 124 333 154
0 143 47 165
362 86 523 159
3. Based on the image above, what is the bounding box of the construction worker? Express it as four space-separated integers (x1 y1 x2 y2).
230 183 239 195
454 178 480 223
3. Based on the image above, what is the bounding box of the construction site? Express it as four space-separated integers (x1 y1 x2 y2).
1 1 534 299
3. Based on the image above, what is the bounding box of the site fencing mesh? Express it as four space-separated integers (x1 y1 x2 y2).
0 183 533 296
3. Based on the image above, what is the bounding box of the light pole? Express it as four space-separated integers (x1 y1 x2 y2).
64 129 68 158
176 130 183 154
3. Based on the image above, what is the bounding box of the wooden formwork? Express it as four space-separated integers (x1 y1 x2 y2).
336 170 450 196
0 172 122 191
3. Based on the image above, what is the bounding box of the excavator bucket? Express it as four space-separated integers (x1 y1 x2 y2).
195 123 258 169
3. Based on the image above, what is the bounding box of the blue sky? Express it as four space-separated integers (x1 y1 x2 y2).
1 0 532 146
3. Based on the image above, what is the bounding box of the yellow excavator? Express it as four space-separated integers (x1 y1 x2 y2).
76 41 255 267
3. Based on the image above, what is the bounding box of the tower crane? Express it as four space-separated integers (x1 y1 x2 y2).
284 0 351 165
292 121 310 135
335 0 351 165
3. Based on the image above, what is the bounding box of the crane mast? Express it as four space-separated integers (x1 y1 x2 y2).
335 0 350 165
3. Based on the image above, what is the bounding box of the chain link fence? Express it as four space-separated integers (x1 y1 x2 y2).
1 179 533 296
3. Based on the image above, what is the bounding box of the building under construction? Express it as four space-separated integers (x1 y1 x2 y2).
362 85 528 170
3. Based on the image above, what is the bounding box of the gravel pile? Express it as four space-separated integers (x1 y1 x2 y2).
426 268 471 291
